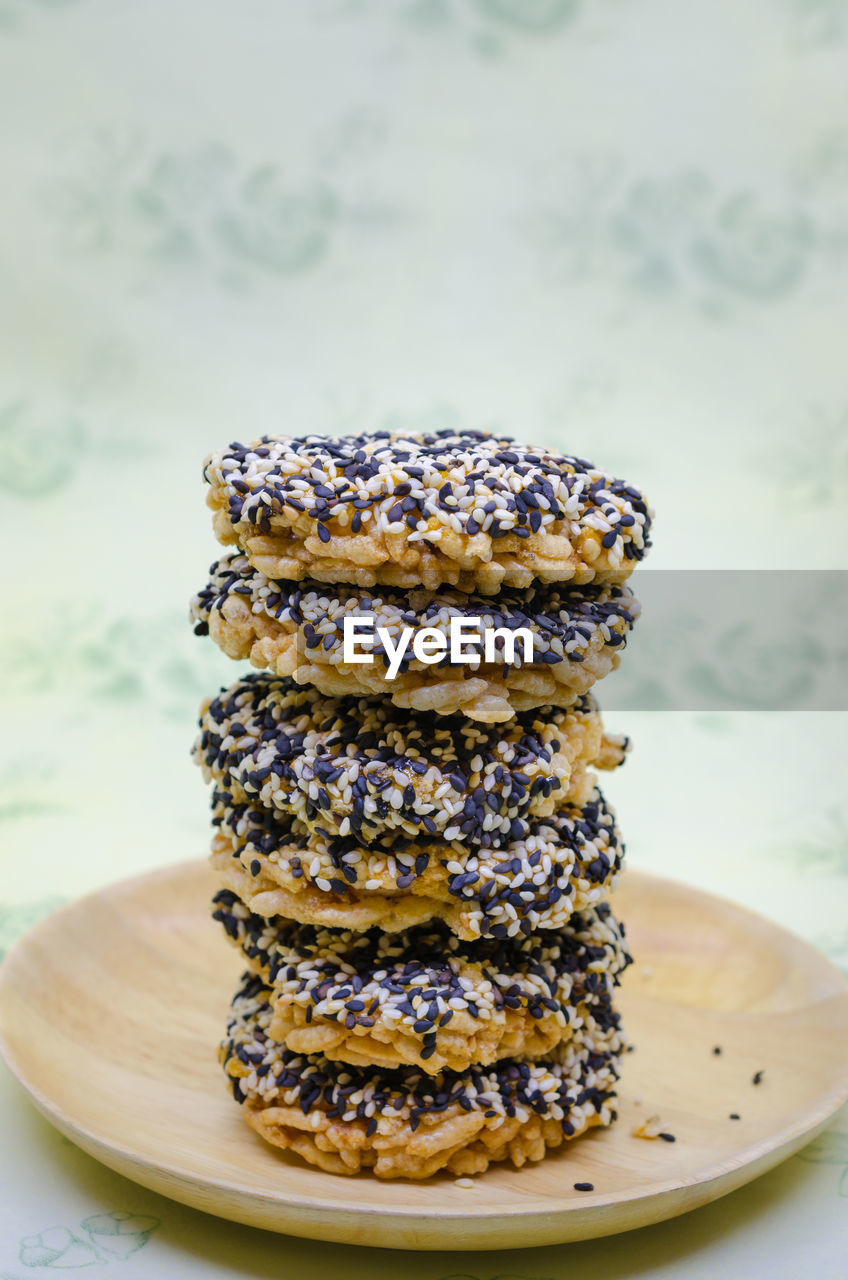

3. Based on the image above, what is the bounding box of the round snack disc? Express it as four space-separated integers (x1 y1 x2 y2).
194 673 607 850
191 552 640 723
220 972 625 1179
203 430 652 593
212 891 630 1075
209 783 625 941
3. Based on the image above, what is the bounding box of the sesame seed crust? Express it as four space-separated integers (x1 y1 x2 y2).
210 782 625 940
203 430 652 594
220 972 625 1178
191 553 640 723
194 673 609 850
213 891 630 1074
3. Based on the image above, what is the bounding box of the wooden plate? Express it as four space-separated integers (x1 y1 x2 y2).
0 862 846 1251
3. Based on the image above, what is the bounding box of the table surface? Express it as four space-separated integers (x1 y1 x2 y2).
1 1 847 1276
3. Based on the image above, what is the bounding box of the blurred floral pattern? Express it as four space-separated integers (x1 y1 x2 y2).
797 1122 848 1196
0 0 845 1275
778 808 848 877
5 607 231 717
782 0 848 50
521 159 847 317
18 1213 159 1268
0 900 65 961
0 399 88 498
0 0 81 32
320 0 595 59
44 122 401 289
763 403 848 506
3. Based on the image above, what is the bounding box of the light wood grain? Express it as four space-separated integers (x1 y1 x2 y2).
0 862 846 1251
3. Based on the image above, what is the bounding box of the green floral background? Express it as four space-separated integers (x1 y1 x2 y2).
1 2 846 1277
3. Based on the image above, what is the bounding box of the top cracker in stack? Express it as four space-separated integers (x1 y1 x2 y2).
202 429 651 592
